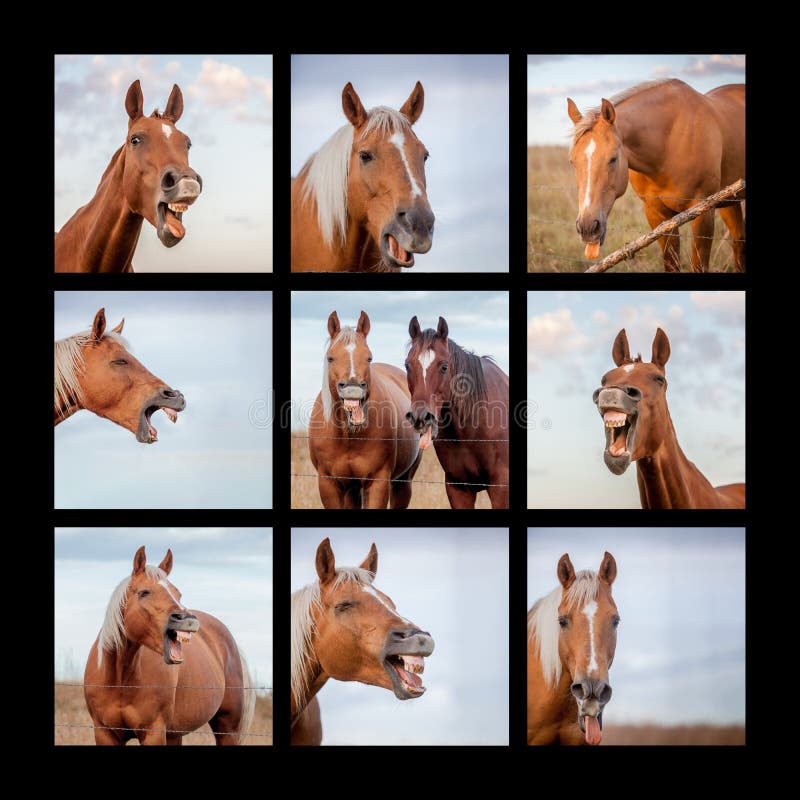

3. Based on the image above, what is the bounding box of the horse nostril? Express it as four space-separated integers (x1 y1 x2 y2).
571 682 587 701
161 171 177 190
596 682 613 703
359 381 367 389
625 386 642 401
592 388 601 403
398 211 406 218
169 612 185 622
591 219 601 235
405 412 414 423
160 388 176 398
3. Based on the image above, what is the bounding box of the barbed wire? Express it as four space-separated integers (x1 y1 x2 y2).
294 434 509 443
529 184 746 204
57 681 271 691
54 722 270 738
292 472 508 488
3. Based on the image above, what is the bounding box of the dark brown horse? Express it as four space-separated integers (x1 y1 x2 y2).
405 316 509 508
55 80 202 272
84 546 254 745
308 311 422 508
593 328 745 508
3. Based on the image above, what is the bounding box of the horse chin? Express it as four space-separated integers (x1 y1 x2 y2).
380 232 416 269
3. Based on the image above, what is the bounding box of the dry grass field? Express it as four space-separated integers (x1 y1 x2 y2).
54 683 273 745
291 435 492 509
602 723 745 746
527 146 738 273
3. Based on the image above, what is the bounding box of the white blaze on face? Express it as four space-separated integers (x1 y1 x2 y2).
581 138 597 211
622 364 634 373
162 123 173 139
361 584 411 625
160 579 185 610
389 131 422 198
582 600 599 674
345 343 356 378
418 349 435 388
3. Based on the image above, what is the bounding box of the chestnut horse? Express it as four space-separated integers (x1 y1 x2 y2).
291 82 434 272
291 538 434 745
84 546 255 745
528 552 619 746
55 80 202 273
593 328 745 509
567 79 745 272
308 311 422 508
405 316 509 508
54 308 185 443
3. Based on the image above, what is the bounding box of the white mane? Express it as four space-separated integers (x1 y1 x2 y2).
290 566 374 706
527 570 599 688
97 564 167 667
301 106 414 248
320 327 359 422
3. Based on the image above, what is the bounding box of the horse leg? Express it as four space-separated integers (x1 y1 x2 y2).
93 726 125 745
689 211 715 273
718 203 745 273
363 475 391 508
137 728 167 745
317 477 346 508
343 485 362 509
487 477 509 509
445 482 478 509
643 201 680 272
390 450 423 509
166 733 183 745
210 710 242 746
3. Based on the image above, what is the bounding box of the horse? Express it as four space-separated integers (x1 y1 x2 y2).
291 81 434 272
593 328 746 509
84 546 255 745
291 537 434 745
54 307 185 443
55 80 202 273
527 552 619 746
308 310 422 508
405 315 509 508
566 79 745 272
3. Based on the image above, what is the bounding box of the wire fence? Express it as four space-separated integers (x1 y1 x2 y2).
292 472 508 488
54 722 271 738
57 681 272 691
293 434 509 443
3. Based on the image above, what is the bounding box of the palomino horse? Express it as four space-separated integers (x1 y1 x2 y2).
55 80 202 272
567 79 745 272
308 311 422 508
528 552 619 746
405 316 509 508
593 328 745 509
291 538 434 745
54 308 185 443
84 546 255 745
291 82 435 272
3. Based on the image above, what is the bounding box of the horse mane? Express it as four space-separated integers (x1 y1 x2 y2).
571 79 681 144
320 326 359 422
290 566 375 706
98 564 167 667
527 570 599 688
300 106 414 248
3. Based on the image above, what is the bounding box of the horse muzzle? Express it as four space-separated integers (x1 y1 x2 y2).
593 386 640 474
576 213 606 245
337 381 367 426
381 204 435 269
163 612 200 665
572 677 612 745
156 170 203 248
382 627 435 700
137 388 187 444
405 403 437 451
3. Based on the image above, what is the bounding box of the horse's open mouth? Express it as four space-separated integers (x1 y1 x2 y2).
157 199 196 248
384 655 427 699
137 394 186 444
163 617 200 665
342 398 366 426
578 711 603 745
601 407 637 475
382 234 415 269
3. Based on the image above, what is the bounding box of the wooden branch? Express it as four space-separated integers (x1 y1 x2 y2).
584 179 746 273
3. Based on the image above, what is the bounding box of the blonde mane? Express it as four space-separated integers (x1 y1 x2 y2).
290 566 374 707
527 570 599 688
320 326 359 422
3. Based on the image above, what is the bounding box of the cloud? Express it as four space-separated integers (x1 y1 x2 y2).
527 308 589 370
528 78 633 101
187 59 271 116
654 54 745 78
527 55 570 66
690 292 745 326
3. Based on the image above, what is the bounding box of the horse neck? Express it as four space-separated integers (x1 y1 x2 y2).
614 93 675 176
98 639 146 686
291 644 328 720
53 392 81 425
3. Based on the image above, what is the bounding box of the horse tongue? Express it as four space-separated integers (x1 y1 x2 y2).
397 666 422 689
419 428 433 451
165 208 185 239
344 399 365 424
388 235 408 262
584 715 602 745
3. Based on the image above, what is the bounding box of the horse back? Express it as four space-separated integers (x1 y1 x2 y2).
715 482 746 509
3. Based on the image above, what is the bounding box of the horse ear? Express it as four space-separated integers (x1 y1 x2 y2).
164 84 184 123
315 538 336 585
557 553 576 589
111 318 125 335
327 311 340 339
342 82 367 128
600 98 616 125
125 79 144 121
651 328 671 369
612 329 631 366
567 97 582 124
408 316 421 339
359 543 378 576
357 311 371 338
91 308 107 341
132 546 147 576
599 551 617 586
400 81 424 125
436 316 449 341
158 549 173 576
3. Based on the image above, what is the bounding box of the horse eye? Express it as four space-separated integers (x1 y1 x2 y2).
404 362 410 371
111 359 128 366
187 139 192 150
367 356 373 363
327 356 333 363
424 151 429 162
139 589 151 598
359 151 372 163
653 375 665 385
558 615 568 629
601 376 607 386
130 135 141 146
440 363 448 373
609 156 617 165
612 616 621 628
335 601 353 612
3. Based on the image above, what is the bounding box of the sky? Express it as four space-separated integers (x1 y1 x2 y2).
527 54 746 144
54 292 272 508
528 528 745 726
54 527 272 691
292 529 508 745
291 291 509 429
292 55 508 272
54 55 272 272
528 291 745 508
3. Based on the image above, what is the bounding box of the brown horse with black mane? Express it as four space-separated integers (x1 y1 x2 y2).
291 82 434 272
567 79 745 272
55 80 202 272
84 546 254 745
405 316 509 508
291 538 434 745
54 308 185 443
593 328 745 508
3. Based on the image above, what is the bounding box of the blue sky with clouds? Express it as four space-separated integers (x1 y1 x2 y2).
55 292 272 508
528 54 746 144
291 291 509 430
55 55 272 272
528 528 745 726
55 528 272 690
292 529 508 745
528 291 745 508
292 55 508 272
